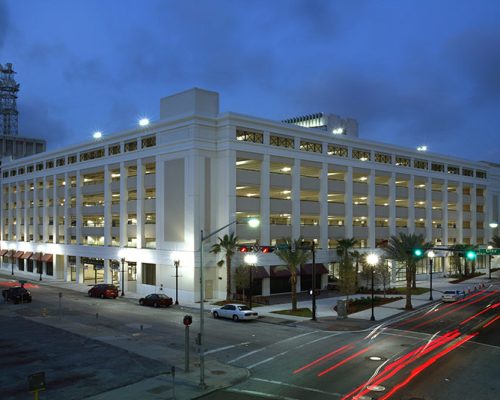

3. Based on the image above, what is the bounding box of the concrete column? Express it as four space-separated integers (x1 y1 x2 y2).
345 167 353 238
389 173 396 236
53 176 58 244
471 183 477 243
63 255 70 282
15 182 21 240
443 180 449 246
64 173 69 244
42 176 49 242
24 180 29 241
7 184 13 241
368 169 376 248
292 158 301 240
119 162 128 247
76 171 82 245
155 155 165 248
408 176 415 233
136 159 144 248
76 255 83 284
103 165 112 246
457 182 463 243
33 179 38 242
104 259 112 283
260 155 270 245
425 177 432 242
319 163 329 250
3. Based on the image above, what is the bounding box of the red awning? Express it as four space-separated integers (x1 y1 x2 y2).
21 252 33 259
0 249 8 256
13 251 24 259
270 265 291 278
251 266 269 279
41 254 53 263
30 253 43 261
300 263 329 275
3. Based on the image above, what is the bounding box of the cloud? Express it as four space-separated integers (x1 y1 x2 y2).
17 97 72 150
0 2 10 50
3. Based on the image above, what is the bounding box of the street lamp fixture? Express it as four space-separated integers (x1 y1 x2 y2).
428 251 435 300
198 217 259 388
489 222 498 229
366 253 379 321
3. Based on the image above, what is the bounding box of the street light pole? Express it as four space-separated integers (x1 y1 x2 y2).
174 260 180 305
366 253 379 322
39 256 43 281
120 257 125 297
428 251 435 301
198 217 259 389
370 266 375 321
311 241 317 321
11 252 14 275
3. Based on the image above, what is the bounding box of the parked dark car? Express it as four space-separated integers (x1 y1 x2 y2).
139 294 173 308
88 284 119 299
2 286 32 304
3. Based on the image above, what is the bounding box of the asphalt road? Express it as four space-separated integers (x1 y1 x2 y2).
200 282 500 400
1 278 499 400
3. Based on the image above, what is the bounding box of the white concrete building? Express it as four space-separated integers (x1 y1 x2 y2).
1 88 499 302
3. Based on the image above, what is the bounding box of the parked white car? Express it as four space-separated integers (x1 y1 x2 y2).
441 290 465 302
211 304 259 321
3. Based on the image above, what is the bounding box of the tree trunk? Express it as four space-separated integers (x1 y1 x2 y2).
405 268 413 310
412 268 417 289
290 272 297 311
226 256 232 301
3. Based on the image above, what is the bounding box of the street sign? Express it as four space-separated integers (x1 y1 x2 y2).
478 248 500 255
28 371 46 392
276 243 289 250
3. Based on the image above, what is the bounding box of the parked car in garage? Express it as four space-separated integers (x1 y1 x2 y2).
88 284 119 299
441 290 465 302
2 286 32 304
139 294 173 308
211 303 259 321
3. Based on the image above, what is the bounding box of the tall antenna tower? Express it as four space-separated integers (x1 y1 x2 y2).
0 63 20 136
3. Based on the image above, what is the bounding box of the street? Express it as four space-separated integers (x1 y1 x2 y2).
0 278 499 399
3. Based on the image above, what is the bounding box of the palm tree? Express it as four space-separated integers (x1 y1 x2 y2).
336 238 358 302
210 233 238 301
275 237 312 311
489 235 500 248
449 243 466 276
383 233 432 310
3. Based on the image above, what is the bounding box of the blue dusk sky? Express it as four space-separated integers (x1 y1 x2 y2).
1 0 499 162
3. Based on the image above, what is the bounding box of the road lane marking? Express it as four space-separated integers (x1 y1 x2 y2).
226 388 299 400
228 348 264 363
251 377 342 397
205 341 250 355
228 331 322 364
247 350 289 369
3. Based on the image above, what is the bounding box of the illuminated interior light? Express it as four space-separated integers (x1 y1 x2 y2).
359 176 368 181
281 167 291 172
281 190 291 194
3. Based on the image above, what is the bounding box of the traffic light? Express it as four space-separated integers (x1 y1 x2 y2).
183 315 192 326
261 246 275 253
239 245 251 253
413 248 423 257
466 250 477 260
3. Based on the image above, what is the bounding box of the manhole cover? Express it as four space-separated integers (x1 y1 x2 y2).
366 356 387 361
211 370 226 375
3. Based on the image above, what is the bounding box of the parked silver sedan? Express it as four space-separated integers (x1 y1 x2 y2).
211 304 259 321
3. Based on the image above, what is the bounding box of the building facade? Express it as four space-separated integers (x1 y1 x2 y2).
1 88 499 302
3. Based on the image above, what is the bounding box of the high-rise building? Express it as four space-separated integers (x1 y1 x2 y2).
0 63 46 159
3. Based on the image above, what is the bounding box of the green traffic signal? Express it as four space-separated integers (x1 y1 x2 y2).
466 250 476 260
413 248 423 257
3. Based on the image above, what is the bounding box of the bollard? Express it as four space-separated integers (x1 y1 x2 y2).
171 366 176 399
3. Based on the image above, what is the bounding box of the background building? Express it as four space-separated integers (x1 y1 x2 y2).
1 88 499 302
